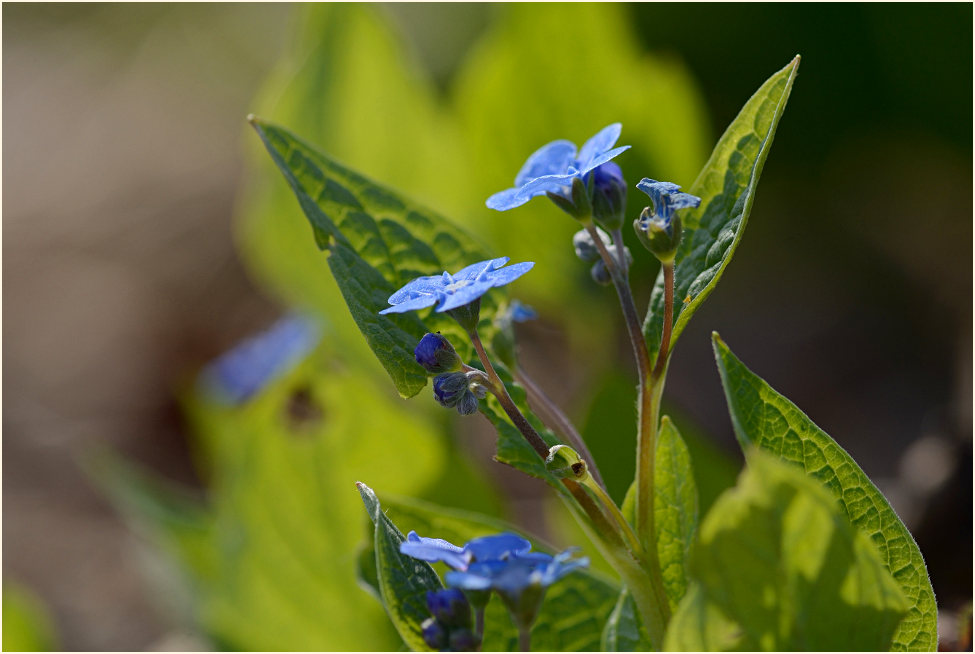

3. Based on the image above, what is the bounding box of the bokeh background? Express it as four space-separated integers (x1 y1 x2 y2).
3 3 971 651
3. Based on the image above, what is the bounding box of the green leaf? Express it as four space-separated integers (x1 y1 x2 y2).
2 583 58 652
619 417 698 611
375 492 621 652
601 589 653 652
662 583 743 652
668 450 909 651
654 417 699 611
251 118 504 398
711 334 938 650
644 56 800 363
358 483 444 652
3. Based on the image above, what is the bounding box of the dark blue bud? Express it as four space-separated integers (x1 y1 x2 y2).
415 332 462 374
448 628 479 652
427 589 472 629
421 617 448 650
590 244 631 285
434 372 469 408
456 392 479 416
592 162 627 231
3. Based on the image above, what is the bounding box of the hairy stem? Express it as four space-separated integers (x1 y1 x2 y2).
583 478 642 555
516 367 604 488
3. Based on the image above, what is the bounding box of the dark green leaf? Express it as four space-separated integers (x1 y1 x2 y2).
358 483 444 651
644 56 800 363
712 334 937 650
251 118 504 398
668 451 909 651
377 492 621 652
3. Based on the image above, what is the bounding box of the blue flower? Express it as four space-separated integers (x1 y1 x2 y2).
380 257 534 316
400 531 534 571
635 178 701 228
444 549 588 604
401 531 471 570
199 315 320 404
487 124 631 211
426 589 473 629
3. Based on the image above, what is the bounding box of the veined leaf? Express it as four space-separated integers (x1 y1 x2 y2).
251 119 507 398
712 334 937 650
644 56 800 363
358 483 443 652
369 492 620 652
667 451 909 651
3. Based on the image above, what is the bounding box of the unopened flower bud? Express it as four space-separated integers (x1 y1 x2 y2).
545 445 591 482
572 227 611 263
433 372 470 409
634 208 683 263
426 589 473 629
592 162 627 231
589 244 632 286
546 176 593 223
415 332 462 374
421 617 447 650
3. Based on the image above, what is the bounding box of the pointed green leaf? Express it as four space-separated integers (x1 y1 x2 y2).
712 334 937 650
358 483 444 652
644 56 800 363
669 451 909 651
375 492 620 652
601 589 653 652
251 118 505 398
3 583 58 652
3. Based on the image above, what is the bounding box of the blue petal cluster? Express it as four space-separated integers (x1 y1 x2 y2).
636 178 701 228
199 315 320 404
445 550 588 600
401 531 587 603
380 257 534 315
487 124 631 211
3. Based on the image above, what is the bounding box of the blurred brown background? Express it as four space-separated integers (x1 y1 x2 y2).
3 3 971 650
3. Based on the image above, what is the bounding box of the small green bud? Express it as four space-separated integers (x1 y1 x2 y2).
633 208 683 263
545 445 591 482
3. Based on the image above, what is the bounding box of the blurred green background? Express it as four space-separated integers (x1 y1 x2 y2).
3 3 971 650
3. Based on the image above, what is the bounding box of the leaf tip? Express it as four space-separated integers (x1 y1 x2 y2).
246 113 260 126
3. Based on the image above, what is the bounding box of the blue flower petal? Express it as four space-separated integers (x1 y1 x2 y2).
463 533 532 562
436 280 496 312
200 315 321 405
486 187 529 211
514 140 577 187
508 300 538 323
379 293 440 315
400 531 471 570
579 145 631 176
452 257 510 282
577 123 622 168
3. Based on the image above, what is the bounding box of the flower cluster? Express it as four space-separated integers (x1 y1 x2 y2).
401 531 588 628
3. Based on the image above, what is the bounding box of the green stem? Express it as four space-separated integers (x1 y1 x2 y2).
515 367 605 488
518 626 531 652
474 606 485 650
583 477 642 556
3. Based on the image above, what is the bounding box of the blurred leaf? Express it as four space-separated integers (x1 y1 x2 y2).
712 334 937 650
98 341 472 650
653 417 698 611
2 583 57 652
667 451 909 651
374 492 621 651
662 583 743 652
644 56 800 363
358 483 443 652
601 589 652 652
251 119 507 398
